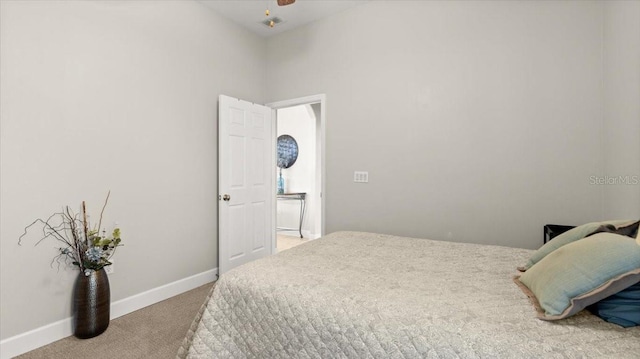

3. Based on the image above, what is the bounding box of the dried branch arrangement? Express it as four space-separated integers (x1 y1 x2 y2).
19 191 123 276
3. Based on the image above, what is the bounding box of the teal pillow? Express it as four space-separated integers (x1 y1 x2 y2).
588 281 640 327
514 233 640 320
519 219 635 271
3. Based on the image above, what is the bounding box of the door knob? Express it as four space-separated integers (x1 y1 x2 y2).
222 194 231 201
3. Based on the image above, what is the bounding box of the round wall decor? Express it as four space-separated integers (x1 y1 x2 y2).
277 134 298 169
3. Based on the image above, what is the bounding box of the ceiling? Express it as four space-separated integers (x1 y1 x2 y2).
199 0 370 38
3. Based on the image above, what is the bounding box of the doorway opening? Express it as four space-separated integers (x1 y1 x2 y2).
268 95 325 253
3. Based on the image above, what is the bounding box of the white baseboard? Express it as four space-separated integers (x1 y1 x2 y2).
0 268 217 359
110 268 217 319
0 318 74 359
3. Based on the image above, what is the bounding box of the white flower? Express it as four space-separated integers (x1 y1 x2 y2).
85 247 103 262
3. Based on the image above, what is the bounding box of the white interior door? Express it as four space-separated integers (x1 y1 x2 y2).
219 95 274 275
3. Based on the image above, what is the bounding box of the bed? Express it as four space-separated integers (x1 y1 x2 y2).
178 231 640 358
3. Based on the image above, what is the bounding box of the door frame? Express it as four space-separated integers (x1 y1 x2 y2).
267 94 326 253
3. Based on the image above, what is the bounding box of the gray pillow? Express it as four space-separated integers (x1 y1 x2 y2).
585 220 639 239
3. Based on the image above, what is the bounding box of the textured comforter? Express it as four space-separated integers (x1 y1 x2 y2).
178 231 640 358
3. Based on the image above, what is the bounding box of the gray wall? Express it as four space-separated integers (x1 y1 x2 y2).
602 1 640 218
0 0 265 339
266 0 638 249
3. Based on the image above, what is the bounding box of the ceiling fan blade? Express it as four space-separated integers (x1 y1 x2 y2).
277 0 295 6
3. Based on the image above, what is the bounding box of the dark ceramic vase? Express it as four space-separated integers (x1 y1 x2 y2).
73 268 110 339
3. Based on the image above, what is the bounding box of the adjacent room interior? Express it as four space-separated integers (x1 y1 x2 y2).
276 103 322 252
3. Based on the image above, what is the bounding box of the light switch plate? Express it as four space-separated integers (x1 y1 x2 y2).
354 171 369 183
105 261 114 274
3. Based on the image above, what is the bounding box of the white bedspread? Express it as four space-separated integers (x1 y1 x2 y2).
178 231 640 358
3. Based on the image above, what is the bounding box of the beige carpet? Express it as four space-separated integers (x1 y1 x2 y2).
16 239 304 358
16 282 214 359
277 233 309 252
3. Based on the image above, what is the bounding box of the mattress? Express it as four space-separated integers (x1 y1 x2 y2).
178 231 640 358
